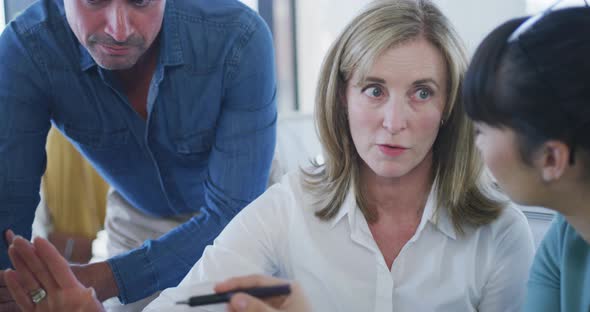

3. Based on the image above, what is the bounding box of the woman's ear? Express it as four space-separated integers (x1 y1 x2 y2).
536 140 571 182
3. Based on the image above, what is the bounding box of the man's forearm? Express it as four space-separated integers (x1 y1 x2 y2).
72 261 119 302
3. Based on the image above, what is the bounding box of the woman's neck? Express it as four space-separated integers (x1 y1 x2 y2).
361 152 434 220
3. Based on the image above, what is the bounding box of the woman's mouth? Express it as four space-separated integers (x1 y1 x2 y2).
378 144 408 157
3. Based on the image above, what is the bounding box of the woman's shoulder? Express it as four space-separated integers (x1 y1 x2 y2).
497 204 530 226
542 214 587 252
469 204 534 249
269 169 308 197
257 169 319 215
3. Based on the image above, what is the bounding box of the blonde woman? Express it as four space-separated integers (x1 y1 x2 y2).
3 1 534 311
148 0 534 310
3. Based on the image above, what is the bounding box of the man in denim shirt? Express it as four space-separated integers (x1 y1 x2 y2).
0 0 276 310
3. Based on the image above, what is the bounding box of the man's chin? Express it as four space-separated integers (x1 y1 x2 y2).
95 59 138 70
91 53 140 70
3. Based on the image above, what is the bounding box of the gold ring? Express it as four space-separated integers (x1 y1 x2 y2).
29 287 47 304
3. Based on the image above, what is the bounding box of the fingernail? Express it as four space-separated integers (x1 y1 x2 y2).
4 229 18 245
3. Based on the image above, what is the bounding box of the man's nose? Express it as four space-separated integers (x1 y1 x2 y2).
104 4 133 43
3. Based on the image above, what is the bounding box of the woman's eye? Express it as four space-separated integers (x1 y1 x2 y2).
413 88 433 101
362 86 384 98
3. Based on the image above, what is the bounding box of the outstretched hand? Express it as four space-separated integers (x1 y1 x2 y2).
3 233 104 312
215 275 310 312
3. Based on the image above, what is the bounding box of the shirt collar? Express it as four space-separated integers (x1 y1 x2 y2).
73 0 184 72
328 180 457 240
329 186 357 229
419 184 457 240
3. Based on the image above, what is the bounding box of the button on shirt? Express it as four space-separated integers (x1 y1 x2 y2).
0 0 276 303
147 171 536 311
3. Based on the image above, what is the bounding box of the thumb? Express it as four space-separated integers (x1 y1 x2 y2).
229 293 279 312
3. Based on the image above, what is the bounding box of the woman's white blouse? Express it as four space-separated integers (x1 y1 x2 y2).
146 171 535 312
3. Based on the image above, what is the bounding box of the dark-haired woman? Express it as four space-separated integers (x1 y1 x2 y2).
463 5 590 312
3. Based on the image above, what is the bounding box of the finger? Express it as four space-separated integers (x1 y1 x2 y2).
15 238 60 291
0 270 17 305
33 237 80 289
217 275 290 308
0 274 15 302
4 269 34 311
228 293 277 312
12 237 58 291
0 270 11 298
79 287 104 312
0 287 14 303
215 275 285 293
4 229 16 245
7 244 41 294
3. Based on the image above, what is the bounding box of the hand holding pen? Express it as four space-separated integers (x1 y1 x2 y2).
209 275 311 312
176 284 291 307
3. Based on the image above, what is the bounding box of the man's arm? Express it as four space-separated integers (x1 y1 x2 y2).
0 21 52 311
0 21 52 268
98 11 277 304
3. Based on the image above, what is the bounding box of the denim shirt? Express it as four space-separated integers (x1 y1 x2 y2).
0 0 276 303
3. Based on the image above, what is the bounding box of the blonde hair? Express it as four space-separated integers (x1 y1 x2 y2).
303 0 504 233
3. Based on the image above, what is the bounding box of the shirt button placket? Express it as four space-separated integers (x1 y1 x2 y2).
376 255 394 311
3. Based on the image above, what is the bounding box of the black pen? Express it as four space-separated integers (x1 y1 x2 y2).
176 284 291 307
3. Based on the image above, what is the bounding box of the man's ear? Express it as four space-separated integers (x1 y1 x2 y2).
536 140 571 182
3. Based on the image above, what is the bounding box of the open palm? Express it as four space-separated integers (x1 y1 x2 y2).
3 235 104 312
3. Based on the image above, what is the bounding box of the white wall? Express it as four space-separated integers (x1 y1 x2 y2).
0 0 5 33
295 0 527 112
296 0 370 112
435 0 526 54
239 0 258 11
